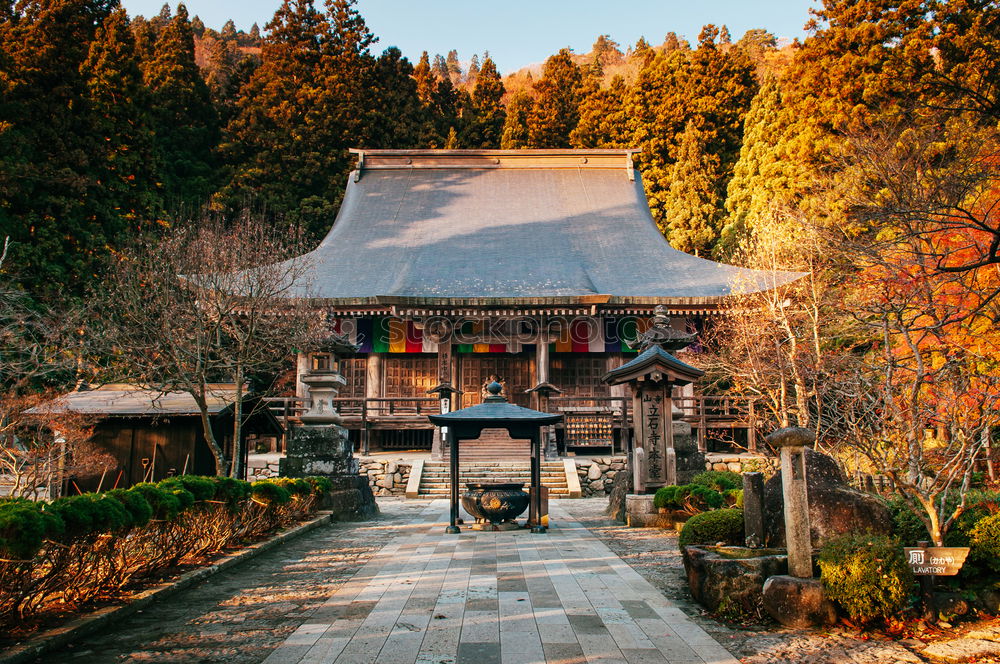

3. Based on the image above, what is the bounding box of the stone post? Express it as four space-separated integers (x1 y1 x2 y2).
742 472 765 548
768 427 815 578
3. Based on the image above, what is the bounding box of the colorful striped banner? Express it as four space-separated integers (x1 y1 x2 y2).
332 317 651 353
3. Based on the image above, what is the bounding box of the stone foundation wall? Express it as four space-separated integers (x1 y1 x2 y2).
704 453 778 475
357 458 413 496
574 457 627 497
247 454 413 496
247 455 282 481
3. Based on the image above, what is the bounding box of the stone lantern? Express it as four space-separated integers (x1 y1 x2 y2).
280 334 377 520
602 306 704 492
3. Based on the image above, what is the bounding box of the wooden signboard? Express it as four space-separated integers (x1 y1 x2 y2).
904 547 970 576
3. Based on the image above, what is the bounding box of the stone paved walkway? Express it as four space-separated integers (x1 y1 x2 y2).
261 500 739 664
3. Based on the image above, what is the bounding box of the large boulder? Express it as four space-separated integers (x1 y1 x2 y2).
682 545 788 616
762 575 837 628
763 448 891 548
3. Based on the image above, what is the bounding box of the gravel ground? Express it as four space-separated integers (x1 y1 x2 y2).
52 500 429 664
559 497 1000 664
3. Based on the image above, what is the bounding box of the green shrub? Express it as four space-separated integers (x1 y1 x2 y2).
304 476 332 495
724 489 744 508
691 471 742 492
654 485 681 510
47 494 130 538
209 476 252 505
654 484 723 513
0 500 63 559
969 512 1000 574
272 477 312 497
106 488 153 527
886 496 930 545
678 509 744 548
818 532 912 624
129 483 182 520
160 475 216 501
250 480 292 505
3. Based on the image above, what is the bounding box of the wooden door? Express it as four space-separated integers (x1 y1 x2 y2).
383 355 437 397
460 354 533 407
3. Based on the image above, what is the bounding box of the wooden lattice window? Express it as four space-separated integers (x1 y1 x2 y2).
339 357 367 399
384 355 437 397
550 354 610 397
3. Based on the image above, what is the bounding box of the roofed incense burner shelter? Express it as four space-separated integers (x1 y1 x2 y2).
271 149 800 459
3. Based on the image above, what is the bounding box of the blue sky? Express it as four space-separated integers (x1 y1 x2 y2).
120 0 817 74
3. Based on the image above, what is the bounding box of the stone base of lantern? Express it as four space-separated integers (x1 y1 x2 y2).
280 425 377 521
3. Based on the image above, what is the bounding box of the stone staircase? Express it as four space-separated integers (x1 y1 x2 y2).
415 460 576 498
459 428 531 460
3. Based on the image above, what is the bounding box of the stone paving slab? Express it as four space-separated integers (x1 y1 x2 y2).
262 500 740 664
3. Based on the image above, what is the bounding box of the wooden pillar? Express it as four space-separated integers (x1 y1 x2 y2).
446 428 461 534
365 353 382 453
530 430 546 533
536 336 550 384
431 335 454 460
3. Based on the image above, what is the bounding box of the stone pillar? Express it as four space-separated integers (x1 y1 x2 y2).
743 472 765 548
768 427 815 578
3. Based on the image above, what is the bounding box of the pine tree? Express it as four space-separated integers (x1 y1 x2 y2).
367 47 423 148
218 0 379 240
144 3 219 211
500 91 533 149
220 19 237 40
413 51 435 103
428 75 461 147
718 78 788 255
445 48 461 85
462 56 505 148
432 53 448 79
82 8 162 236
0 0 118 298
571 75 629 148
468 53 480 85
626 26 756 241
661 121 721 255
528 48 582 148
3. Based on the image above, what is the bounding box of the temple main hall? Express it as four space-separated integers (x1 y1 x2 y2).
273 149 797 458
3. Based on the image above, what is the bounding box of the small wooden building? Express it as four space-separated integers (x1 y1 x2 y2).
28 384 283 489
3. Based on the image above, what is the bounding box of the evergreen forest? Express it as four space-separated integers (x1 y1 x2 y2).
1 0 992 303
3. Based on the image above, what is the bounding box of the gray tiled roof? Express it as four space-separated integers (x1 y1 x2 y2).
25 384 238 417
281 152 803 305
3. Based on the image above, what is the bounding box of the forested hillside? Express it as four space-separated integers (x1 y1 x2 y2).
0 0 995 303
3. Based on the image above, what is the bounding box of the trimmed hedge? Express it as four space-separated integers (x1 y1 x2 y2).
654 484 724 513
818 532 912 624
0 475 330 625
691 471 742 492
678 508 745 548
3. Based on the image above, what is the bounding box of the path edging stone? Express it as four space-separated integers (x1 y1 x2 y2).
0 511 336 664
